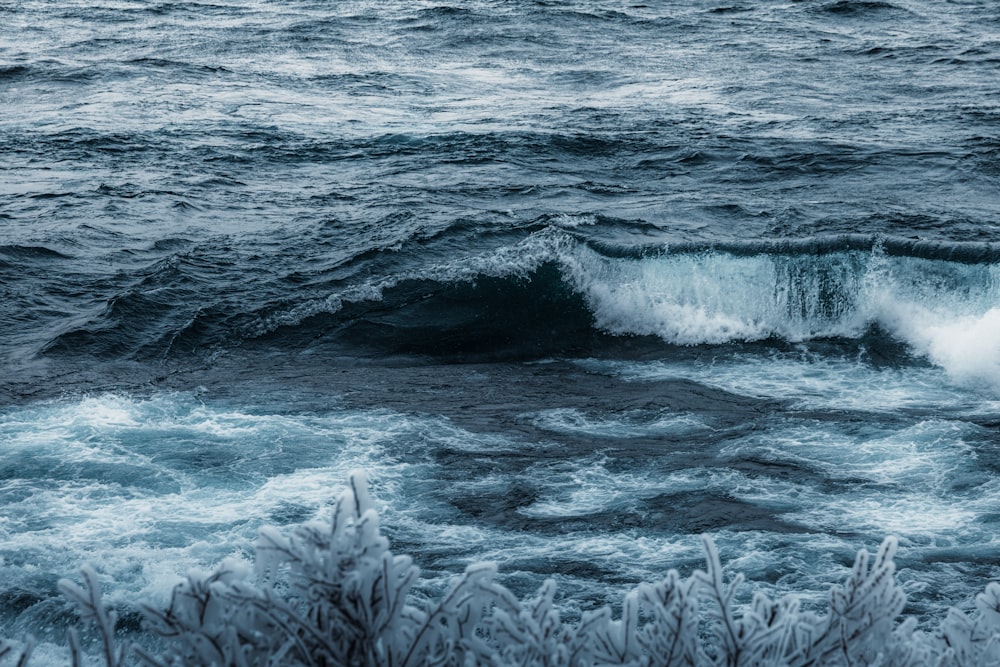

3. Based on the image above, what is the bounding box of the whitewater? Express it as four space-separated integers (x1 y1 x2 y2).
2 0 1000 662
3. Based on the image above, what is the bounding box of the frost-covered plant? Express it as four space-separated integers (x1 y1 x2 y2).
136 472 508 667
59 565 126 667
694 535 911 667
5 471 1000 666
937 582 1000 665
0 637 34 667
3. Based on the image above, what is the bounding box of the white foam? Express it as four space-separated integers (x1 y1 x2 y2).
526 407 713 438
733 420 975 485
715 415 995 541
0 393 453 603
880 304 1000 392
562 241 1000 394
551 213 599 228
560 242 871 344
514 455 636 518
577 355 980 414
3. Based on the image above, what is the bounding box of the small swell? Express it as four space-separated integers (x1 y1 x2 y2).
818 1 907 16
0 245 73 260
0 64 30 80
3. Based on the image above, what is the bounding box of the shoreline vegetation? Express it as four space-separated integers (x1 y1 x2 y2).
4 473 999 667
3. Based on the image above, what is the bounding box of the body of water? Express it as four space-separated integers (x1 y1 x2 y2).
2 0 1000 657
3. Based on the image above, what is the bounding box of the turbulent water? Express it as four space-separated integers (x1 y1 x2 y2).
3 0 1000 655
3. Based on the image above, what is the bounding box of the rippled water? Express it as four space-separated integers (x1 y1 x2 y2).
2 0 1000 656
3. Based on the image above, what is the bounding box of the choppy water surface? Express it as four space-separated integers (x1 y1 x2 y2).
2 0 1000 653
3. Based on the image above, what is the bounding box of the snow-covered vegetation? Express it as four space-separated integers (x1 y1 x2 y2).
4 472 1000 666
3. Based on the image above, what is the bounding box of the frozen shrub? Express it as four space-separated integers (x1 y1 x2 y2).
935 582 1000 665
135 472 505 667
59 565 125 667
2 472 1000 666
0 637 34 667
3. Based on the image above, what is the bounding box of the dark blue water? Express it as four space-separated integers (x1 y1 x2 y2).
3 0 1000 658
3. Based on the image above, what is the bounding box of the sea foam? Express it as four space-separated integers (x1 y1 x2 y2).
883 305 1000 391
563 237 1000 390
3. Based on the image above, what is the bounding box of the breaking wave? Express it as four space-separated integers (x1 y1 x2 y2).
254 230 1000 386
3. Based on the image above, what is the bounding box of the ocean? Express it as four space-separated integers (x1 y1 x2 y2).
2 0 1000 659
